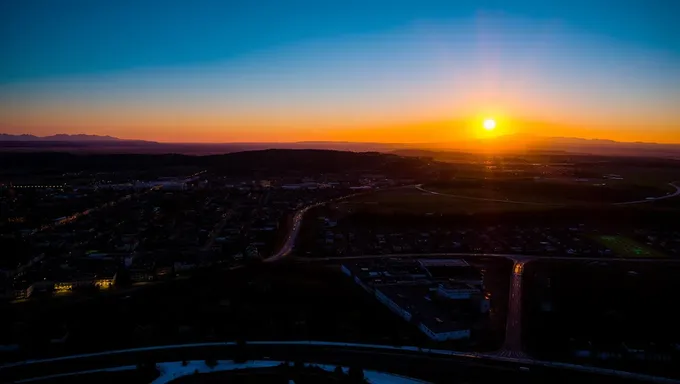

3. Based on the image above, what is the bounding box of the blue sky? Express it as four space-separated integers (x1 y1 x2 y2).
3 0 678 82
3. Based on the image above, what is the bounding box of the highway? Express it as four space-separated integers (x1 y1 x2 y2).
493 261 527 359
3 341 678 384
263 201 322 263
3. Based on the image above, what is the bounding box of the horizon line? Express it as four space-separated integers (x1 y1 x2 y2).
3 133 680 146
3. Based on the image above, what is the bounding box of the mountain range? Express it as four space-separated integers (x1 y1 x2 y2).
1 133 679 158
0 133 127 142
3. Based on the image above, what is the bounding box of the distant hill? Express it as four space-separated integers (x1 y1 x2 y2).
495 135 680 158
409 134 680 158
0 137 401 154
0 133 128 142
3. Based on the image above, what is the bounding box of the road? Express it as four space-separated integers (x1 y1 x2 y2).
263 202 322 263
294 252 680 264
29 172 208 236
202 208 233 251
416 182 680 206
292 251 680 359
3 341 677 384
263 186 415 263
613 182 680 205
30 185 163 236
493 260 527 359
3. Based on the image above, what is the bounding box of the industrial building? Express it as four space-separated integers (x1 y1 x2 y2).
341 258 490 342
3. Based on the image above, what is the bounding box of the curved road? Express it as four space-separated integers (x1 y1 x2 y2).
264 186 416 263
416 182 680 206
613 182 680 205
3 341 678 383
264 202 320 263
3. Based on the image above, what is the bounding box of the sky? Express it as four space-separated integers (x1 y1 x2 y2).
1 0 679 143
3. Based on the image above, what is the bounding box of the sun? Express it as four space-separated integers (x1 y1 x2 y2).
483 118 496 131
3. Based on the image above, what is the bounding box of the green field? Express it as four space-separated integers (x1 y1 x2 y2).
596 235 666 258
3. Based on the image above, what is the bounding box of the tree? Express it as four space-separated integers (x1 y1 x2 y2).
205 358 218 369
233 338 248 363
334 365 344 376
348 366 364 382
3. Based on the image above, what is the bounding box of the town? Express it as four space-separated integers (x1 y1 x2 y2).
2 149 680 382
1 170 401 300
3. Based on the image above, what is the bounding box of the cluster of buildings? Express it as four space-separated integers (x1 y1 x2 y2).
303 217 620 258
632 229 680 256
1 173 372 301
341 258 490 342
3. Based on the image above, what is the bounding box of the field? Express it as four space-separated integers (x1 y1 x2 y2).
596 235 666 258
523 260 680 378
333 187 551 215
333 179 677 216
422 178 673 205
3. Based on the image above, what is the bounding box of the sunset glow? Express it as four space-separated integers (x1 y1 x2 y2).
1 1 679 145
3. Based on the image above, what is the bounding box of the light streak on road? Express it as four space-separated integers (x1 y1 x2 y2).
494 260 527 359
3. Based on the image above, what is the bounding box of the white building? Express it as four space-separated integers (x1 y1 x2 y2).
375 289 412 322
418 321 471 341
435 283 479 300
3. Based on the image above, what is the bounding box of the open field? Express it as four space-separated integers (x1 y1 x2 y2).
333 187 552 215
423 178 673 205
333 180 679 217
595 235 666 259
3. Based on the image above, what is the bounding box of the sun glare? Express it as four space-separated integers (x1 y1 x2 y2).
483 118 496 131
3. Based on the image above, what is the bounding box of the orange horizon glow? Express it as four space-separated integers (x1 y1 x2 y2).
4 88 678 145
2 115 679 145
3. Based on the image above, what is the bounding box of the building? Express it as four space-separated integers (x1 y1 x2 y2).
375 287 413 322
342 258 488 343
436 282 479 300
419 318 471 341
